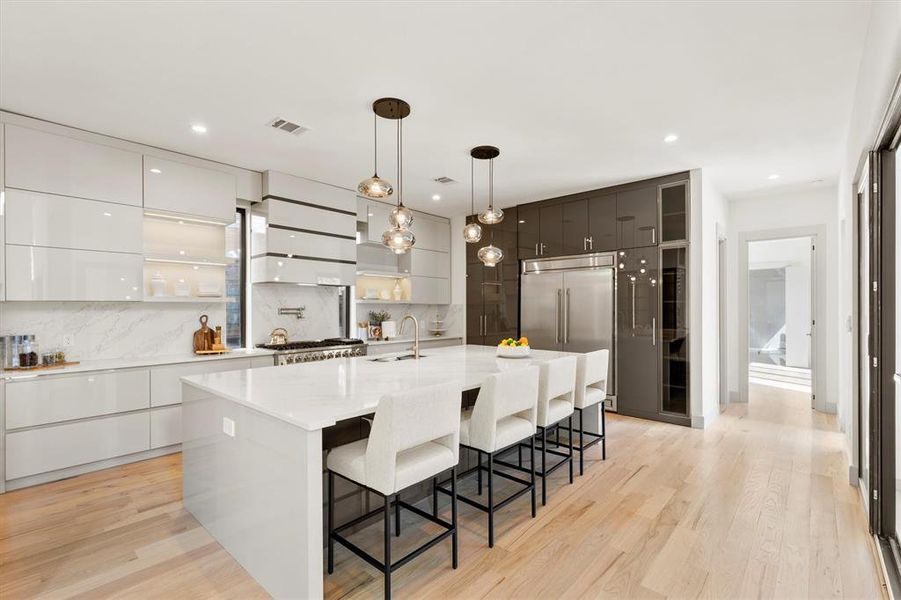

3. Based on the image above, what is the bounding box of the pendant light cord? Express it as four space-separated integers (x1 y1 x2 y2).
489 157 494 211
470 156 475 223
396 117 403 208
373 113 378 174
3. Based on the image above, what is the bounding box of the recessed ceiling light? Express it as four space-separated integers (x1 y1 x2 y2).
150 168 162 174
663 134 679 143
767 174 780 180
431 194 441 201
103 212 112 217
191 124 208 134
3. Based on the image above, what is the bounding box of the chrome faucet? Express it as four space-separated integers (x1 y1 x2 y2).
400 314 420 358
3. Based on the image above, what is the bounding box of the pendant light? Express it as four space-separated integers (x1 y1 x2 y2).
373 97 414 254
471 146 504 266
357 109 393 199
462 152 482 243
476 146 503 225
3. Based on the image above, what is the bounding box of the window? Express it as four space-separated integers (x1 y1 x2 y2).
225 208 246 347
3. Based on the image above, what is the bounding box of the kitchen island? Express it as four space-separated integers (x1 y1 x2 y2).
180 345 602 599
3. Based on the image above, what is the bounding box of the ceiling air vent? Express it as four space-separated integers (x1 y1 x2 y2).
433 176 457 184
269 117 310 135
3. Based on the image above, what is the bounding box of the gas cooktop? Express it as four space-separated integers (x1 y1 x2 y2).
257 338 365 352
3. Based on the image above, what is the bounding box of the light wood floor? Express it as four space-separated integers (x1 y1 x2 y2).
0 384 886 599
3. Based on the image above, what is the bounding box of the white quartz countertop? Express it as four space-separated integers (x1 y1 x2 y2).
366 336 462 346
181 345 578 431
2 348 276 381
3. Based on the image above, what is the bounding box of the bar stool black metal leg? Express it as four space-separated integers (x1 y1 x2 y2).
477 449 483 495
578 408 585 476
487 451 495 548
451 466 458 569
518 444 522 468
395 493 401 537
384 493 392 600
432 476 439 518
327 470 335 574
541 427 547 506
530 434 537 518
602 404 607 460
567 416 574 484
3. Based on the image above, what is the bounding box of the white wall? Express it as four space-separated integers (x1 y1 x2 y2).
836 1 901 480
727 186 839 411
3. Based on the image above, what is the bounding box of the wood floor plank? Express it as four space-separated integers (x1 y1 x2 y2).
0 383 887 599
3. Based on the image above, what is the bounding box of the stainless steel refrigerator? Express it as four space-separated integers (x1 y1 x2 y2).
520 252 616 396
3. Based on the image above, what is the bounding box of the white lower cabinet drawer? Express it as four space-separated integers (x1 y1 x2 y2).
6 369 150 429
150 405 181 449
6 412 150 480
150 358 252 407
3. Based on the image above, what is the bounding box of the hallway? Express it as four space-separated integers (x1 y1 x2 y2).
0 385 885 599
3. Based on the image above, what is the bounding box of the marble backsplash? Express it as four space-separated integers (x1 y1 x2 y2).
252 284 342 345
354 303 463 340
0 301 226 361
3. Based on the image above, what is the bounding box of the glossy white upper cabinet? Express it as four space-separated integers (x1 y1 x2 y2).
143 156 236 223
267 199 355 237
6 369 150 429
366 201 393 243
400 248 450 278
409 276 450 304
267 228 355 264
4 124 143 206
413 213 451 253
264 171 355 213
5 245 143 301
6 189 143 253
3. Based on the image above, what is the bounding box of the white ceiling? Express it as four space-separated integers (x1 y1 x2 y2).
0 1 870 217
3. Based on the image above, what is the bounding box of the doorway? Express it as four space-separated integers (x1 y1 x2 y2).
738 226 825 409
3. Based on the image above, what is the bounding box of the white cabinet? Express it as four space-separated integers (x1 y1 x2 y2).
413 213 451 252
401 248 450 278
252 255 355 287
267 228 356 264
264 171 355 213
143 156 236 223
410 276 450 304
5 245 143 301
150 358 254 407
6 412 150 480
6 369 150 429
366 201 393 243
4 124 143 206
150 405 181 449
267 199 356 238
5 189 143 254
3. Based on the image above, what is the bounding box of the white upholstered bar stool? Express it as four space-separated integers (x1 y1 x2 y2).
326 382 461 600
497 355 578 506
573 349 610 475
436 366 539 547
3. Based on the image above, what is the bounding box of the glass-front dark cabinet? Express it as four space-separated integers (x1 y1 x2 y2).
467 207 519 345
660 245 689 417
660 181 689 243
615 246 659 419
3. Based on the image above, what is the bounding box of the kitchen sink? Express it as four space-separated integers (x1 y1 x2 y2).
369 353 426 362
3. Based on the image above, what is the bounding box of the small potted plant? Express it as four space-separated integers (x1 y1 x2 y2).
368 310 393 340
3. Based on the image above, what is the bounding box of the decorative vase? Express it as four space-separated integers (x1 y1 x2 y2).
392 280 403 301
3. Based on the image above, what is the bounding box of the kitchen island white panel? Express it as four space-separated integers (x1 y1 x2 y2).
5 245 142 301
6 368 150 429
5 189 143 253
6 411 150 479
4 124 143 206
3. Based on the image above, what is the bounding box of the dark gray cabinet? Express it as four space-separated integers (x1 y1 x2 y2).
617 186 657 248
616 245 659 419
660 245 689 416
562 199 588 255
517 203 563 257
660 181 689 243
517 204 540 258
467 208 519 345
588 192 618 251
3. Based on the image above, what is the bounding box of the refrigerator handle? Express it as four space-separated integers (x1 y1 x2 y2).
630 281 636 333
565 288 571 344
555 289 561 344
652 317 656 346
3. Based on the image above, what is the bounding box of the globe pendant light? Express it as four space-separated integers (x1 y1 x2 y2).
475 146 504 225
374 98 414 254
358 111 393 199
462 152 482 243
477 242 504 267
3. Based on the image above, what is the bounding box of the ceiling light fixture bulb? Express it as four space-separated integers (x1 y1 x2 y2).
382 226 414 254
358 175 393 199
478 206 504 225
463 221 482 243
388 203 414 229
664 134 679 143
477 244 504 267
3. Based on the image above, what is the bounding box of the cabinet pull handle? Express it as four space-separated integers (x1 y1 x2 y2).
588 236 593 250
652 226 656 244
535 243 539 256
652 317 656 346
630 281 636 333
565 288 571 344
555 289 561 344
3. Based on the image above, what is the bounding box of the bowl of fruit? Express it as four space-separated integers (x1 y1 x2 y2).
497 337 530 358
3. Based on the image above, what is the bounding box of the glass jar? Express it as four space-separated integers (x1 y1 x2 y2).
18 336 39 368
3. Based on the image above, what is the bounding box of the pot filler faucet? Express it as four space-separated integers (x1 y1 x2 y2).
399 314 420 359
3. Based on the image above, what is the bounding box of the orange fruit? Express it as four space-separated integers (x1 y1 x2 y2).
519 336 529 345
